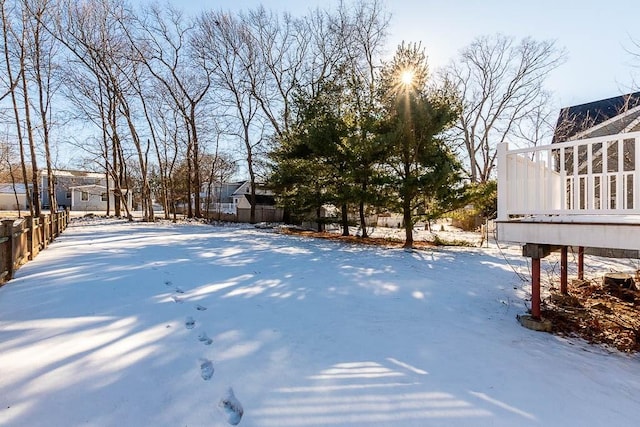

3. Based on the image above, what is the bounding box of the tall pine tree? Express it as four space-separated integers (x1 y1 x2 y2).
270 81 352 233
378 42 463 248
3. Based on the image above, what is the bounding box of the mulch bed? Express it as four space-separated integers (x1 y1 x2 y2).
542 280 640 353
278 228 438 249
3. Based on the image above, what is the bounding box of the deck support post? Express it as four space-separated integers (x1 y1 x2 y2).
560 246 568 294
517 244 553 331
577 246 584 280
531 258 541 320
522 244 551 321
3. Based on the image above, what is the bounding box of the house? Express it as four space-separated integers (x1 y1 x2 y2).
0 183 30 210
552 91 640 142
200 180 283 222
200 181 244 214
231 181 283 223
230 181 272 208
40 169 132 212
496 92 640 321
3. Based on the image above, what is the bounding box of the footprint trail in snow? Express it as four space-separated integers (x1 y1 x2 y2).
198 332 213 345
220 387 243 425
200 359 214 380
185 316 195 329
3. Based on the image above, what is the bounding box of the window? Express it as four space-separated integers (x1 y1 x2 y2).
66 191 71 199
81 191 88 201
101 192 108 202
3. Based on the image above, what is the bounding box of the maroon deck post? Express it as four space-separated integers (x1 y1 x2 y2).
577 246 584 280
560 246 568 294
531 257 541 320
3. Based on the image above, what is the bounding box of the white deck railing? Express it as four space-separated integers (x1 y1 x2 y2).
497 131 640 220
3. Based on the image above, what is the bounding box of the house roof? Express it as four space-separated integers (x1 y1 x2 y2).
69 184 107 190
69 184 128 191
552 91 640 143
0 183 30 194
232 181 273 197
242 194 275 206
42 169 106 179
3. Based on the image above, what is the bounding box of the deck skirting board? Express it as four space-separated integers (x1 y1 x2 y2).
497 220 640 253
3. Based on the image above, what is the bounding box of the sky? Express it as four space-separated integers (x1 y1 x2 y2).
1 218 639 426
169 0 640 110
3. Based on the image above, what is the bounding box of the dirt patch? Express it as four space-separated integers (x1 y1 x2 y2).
542 279 640 353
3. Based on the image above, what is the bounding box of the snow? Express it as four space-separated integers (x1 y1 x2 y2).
0 218 639 426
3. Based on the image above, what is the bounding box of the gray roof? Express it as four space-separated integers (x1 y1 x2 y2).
0 183 30 194
553 91 640 143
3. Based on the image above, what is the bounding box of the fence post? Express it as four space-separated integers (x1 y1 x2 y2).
26 216 36 261
52 212 58 238
1 219 15 281
34 216 41 256
48 213 53 242
40 214 50 248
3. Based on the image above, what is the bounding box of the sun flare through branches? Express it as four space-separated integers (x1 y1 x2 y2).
392 65 422 96
400 68 414 86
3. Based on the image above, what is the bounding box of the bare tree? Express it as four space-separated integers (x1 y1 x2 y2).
444 34 566 183
55 0 133 218
0 3 18 104
626 36 640 90
194 11 263 223
150 95 183 219
1 0 34 217
129 4 211 218
202 148 237 220
22 0 60 213
240 7 309 139
335 0 389 237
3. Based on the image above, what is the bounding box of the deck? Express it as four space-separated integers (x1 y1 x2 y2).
497 131 640 251
496 131 640 320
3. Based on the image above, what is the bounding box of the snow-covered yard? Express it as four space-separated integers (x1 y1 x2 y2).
0 219 639 426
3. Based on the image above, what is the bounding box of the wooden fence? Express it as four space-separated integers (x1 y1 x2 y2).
0 209 70 285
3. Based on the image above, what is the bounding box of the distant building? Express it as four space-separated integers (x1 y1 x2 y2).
200 181 244 214
230 181 276 210
200 180 282 222
0 183 30 210
40 169 132 212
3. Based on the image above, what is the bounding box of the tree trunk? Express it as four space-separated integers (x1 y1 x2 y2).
359 200 369 238
34 55 56 212
110 103 122 217
186 142 193 218
2 17 32 218
8 162 21 216
190 111 201 218
403 198 413 249
249 178 256 224
21 61 40 218
341 203 349 236
316 205 322 232
359 175 369 238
